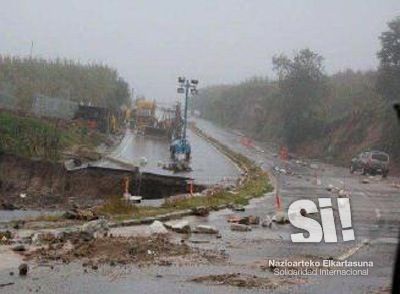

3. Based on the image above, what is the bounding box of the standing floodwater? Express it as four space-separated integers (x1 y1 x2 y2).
97 128 241 186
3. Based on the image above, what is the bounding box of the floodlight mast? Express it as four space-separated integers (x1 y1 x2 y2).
177 77 198 140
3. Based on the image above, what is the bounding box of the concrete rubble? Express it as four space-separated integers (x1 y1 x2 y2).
232 204 245 212
230 223 252 232
32 230 66 245
193 225 219 234
164 220 191 234
80 219 109 237
227 215 259 225
362 178 370 184
191 206 210 216
261 216 273 228
63 207 98 221
272 212 289 224
338 189 351 198
149 221 168 234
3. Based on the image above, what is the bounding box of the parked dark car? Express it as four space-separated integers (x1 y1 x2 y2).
350 151 389 177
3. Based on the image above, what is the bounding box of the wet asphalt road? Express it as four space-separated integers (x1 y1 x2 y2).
95 128 240 186
0 119 399 293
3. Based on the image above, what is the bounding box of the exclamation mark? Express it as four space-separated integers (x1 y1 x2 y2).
337 198 355 241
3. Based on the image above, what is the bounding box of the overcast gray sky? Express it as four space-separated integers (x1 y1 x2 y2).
1 0 399 102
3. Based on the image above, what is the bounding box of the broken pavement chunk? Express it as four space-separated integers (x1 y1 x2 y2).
227 215 242 223
149 221 168 235
191 206 210 216
238 216 260 225
164 220 191 234
261 216 272 228
232 204 245 212
193 225 219 234
272 212 289 224
231 223 252 232
80 219 109 237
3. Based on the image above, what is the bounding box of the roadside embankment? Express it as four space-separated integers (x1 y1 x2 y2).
94 122 273 224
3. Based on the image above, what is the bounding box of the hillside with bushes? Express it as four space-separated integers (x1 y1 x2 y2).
194 18 400 170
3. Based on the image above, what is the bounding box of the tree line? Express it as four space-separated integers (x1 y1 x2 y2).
194 17 400 165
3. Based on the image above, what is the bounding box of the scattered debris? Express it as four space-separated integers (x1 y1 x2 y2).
164 220 191 234
227 215 241 223
326 184 334 191
362 178 370 184
191 206 210 216
230 223 252 232
32 230 65 245
27 235 197 267
191 273 294 290
238 215 260 225
338 189 351 198
232 205 245 212
0 283 15 288
123 193 142 203
18 263 29 276
80 219 109 238
63 208 98 221
0 230 13 244
12 244 26 252
149 221 169 235
193 225 219 234
261 216 273 228
190 240 211 244
272 212 289 224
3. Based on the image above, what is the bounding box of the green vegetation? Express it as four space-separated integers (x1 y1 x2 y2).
162 171 270 211
0 56 130 110
194 17 400 167
0 111 105 161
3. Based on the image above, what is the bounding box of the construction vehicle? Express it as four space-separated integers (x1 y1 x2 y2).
133 99 182 139
133 99 156 134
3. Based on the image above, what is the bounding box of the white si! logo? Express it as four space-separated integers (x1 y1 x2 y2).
288 198 355 243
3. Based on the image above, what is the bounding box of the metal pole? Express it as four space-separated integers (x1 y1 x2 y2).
183 80 189 140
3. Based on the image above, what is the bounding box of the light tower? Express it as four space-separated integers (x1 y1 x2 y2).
169 77 198 163
177 77 198 140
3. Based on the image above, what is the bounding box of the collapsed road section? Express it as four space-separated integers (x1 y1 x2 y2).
0 125 240 212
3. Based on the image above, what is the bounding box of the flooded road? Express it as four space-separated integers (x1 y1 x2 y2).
1 119 399 293
95 128 240 186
